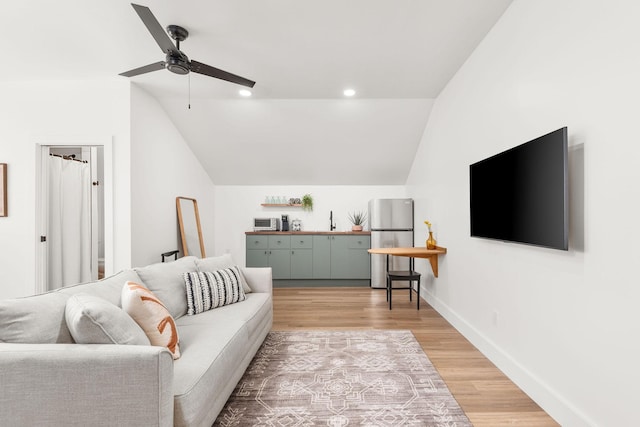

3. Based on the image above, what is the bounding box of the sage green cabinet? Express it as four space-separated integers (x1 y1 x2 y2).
291 236 313 279
312 236 331 278
246 235 291 279
246 233 370 283
291 249 313 278
312 235 370 279
330 235 370 279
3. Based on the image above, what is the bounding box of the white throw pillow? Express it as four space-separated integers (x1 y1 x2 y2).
184 267 247 315
195 254 252 293
65 294 150 345
121 281 181 359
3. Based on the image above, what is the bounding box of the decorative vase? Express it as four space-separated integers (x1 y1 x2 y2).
352 225 363 232
426 231 437 249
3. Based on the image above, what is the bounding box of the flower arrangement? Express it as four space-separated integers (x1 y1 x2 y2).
424 220 436 249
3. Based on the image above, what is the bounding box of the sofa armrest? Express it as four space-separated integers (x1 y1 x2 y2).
241 267 273 294
0 343 174 427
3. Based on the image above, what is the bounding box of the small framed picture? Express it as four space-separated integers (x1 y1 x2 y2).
0 163 6 217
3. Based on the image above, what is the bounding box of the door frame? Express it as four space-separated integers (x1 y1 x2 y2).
34 135 113 294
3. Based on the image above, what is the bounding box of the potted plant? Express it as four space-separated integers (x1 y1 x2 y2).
301 194 313 211
348 211 367 232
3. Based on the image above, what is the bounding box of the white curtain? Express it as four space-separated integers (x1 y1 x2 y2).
48 156 92 289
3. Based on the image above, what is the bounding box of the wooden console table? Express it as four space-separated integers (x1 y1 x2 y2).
368 246 447 277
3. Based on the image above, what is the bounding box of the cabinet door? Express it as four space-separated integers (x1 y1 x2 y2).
268 235 290 249
269 249 291 279
312 235 331 279
330 235 371 279
347 249 370 278
291 249 313 279
347 235 371 279
246 235 268 250
330 236 351 278
291 235 313 249
246 249 269 268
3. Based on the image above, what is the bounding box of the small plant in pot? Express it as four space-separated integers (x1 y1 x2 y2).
348 211 367 232
301 194 313 211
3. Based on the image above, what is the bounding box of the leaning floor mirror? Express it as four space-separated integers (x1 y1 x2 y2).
176 196 206 258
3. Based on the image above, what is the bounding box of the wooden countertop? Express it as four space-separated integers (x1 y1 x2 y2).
246 231 371 235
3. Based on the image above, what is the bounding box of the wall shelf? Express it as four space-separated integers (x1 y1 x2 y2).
368 246 447 278
260 204 303 207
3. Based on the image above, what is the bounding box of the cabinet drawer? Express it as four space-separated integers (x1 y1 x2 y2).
291 235 313 249
348 235 370 249
268 235 291 249
246 235 268 249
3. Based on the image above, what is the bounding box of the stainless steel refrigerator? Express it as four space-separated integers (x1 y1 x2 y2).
368 198 414 288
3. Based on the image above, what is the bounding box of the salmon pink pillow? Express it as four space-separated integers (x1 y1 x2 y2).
121 281 181 359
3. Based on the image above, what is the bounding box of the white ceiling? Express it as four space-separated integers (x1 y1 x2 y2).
5 0 512 184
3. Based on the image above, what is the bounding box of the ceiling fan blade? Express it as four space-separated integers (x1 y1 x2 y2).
131 3 176 54
119 61 166 77
190 60 256 88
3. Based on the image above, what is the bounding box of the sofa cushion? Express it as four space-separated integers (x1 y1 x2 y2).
122 282 181 359
177 293 272 343
134 256 198 319
172 319 248 426
195 254 251 293
0 269 142 344
183 267 246 315
57 269 143 307
65 294 150 345
172 293 272 426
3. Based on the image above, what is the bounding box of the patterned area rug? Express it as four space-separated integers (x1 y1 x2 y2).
214 330 472 426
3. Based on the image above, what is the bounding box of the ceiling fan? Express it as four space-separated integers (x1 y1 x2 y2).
119 3 255 88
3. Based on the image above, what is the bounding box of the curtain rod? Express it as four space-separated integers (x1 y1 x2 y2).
49 153 88 164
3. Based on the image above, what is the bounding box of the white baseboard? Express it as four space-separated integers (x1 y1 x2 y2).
420 287 594 427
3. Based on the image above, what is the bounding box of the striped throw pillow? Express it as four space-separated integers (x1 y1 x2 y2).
183 267 247 315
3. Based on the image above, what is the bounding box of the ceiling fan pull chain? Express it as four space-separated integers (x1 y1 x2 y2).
188 72 191 110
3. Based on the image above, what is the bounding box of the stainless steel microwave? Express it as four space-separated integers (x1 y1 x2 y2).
253 217 280 231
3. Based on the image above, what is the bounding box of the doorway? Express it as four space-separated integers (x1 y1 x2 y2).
35 138 112 294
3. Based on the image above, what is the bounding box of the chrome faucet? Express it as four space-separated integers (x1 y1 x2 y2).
330 210 336 231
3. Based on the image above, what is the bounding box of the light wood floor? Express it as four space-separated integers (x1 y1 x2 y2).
272 287 559 427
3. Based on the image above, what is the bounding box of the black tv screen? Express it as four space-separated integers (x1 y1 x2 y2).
470 127 568 250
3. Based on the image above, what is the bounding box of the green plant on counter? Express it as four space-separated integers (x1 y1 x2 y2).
301 194 313 211
348 211 367 226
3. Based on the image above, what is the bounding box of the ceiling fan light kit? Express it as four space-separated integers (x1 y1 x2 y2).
119 3 255 88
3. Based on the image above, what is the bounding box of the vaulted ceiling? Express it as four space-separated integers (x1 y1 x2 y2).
5 0 512 184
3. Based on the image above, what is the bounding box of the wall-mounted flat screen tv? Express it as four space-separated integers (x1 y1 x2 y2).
469 127 568 250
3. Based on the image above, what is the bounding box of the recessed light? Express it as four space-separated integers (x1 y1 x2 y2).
343 89 356 97
239 89 252 97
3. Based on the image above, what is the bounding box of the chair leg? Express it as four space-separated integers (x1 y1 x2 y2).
409 280 413 302
388 278 392 310
386 277 389 302
417 277 420 310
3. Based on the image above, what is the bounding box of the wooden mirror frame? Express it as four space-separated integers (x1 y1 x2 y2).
176 196 206 258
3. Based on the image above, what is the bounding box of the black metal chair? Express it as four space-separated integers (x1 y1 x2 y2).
386 256 421 310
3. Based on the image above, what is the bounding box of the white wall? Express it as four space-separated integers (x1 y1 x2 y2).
130 85 216 267
160 98 433 185
406 1 640 425
0 79 131 299
213 185 406 264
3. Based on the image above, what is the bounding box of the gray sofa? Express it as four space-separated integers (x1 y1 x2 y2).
0 255 273 426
